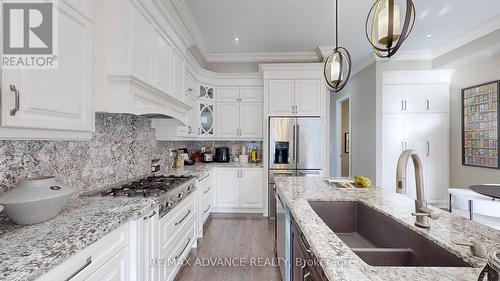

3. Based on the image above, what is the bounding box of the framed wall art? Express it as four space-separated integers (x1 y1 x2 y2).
462 80 500 169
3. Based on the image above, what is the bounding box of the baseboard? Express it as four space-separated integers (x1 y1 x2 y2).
211 207 264 214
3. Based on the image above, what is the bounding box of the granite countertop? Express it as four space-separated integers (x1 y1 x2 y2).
0 162 262 281
276 176 500 281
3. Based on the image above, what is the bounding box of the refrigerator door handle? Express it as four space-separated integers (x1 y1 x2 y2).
296 125 300 164
292 125 296 162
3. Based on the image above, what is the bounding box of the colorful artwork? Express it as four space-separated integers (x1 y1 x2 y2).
462 81 500 169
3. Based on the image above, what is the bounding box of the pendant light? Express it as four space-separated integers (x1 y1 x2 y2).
323 0 351 93
365 0 416 58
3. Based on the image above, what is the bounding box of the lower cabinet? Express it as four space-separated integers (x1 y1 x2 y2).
291 219 327 281
214 168 263 212
85 247 130 281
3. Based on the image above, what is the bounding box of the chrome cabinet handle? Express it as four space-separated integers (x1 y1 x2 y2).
174 238 191 260
64 257 92 281
426 141 430 157
404 100 407 111
204 204 211 213
298 233 312 254
143 210 156 220
426 99 430 111
203 186 211 193
401 100 404 111
10 85 20 116
174 209 191 226
303 271 311 281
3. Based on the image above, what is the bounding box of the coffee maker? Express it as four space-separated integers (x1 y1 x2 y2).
215 147 230 163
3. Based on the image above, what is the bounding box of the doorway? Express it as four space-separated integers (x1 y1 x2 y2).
338 98 350 177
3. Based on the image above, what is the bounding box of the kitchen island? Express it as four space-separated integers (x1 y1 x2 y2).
276 176 500 281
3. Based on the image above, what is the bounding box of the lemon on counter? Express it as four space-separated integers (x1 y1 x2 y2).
354 176 372 188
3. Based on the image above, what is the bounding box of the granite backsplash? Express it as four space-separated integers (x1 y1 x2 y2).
0 113 261 194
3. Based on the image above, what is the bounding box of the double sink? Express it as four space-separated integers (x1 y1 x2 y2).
309 201 472 267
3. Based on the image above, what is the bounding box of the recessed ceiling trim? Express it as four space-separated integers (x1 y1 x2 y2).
432 14 500 59
206 52 322 63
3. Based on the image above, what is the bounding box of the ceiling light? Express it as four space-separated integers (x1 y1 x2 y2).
234 37 240 42
426 34 432 38
323 0 352 93
365 0 416 58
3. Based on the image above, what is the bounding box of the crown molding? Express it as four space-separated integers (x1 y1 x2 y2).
206 52 321 63
432 14 500 59
374 50 433 61
169 0 211 59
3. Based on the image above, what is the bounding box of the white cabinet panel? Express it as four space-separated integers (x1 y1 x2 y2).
240 169 263 208
426 84 449 113
217 87 240 103
240 103 262 139
154 30 172 95
382 114 408 191
85 247 130 281
294 80 321 116
216 103 239 138
184 72 197 95
215 169 240 208
383 85 410 113
268 80 294 116
1 2 93 134
130 2 153 82
171 48 185 101
240 87 263 103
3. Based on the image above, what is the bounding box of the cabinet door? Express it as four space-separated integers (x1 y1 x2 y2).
424 114 449 203
268 80 294 116
382 115 408 192
199 102 215 137
240 169 263 208
217 103 239 138
135 210 159 281
85 247 130 281
405 114 428 200
1 3 93 132
215 169 240 208
239 103 263 139
240 87 263 103
425 84 449 113
217 87 239 103
294 80 321 116
383 85 408 113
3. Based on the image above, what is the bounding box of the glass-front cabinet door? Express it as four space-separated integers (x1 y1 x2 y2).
199 84 215 100
199 102 215 136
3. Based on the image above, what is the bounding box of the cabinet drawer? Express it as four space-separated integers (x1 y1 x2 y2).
159 193 196 254
37 223 129 281
160 216 196 281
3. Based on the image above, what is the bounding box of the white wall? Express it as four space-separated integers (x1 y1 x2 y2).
329 63 377 182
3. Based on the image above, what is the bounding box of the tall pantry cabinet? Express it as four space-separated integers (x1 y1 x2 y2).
382 70 453 205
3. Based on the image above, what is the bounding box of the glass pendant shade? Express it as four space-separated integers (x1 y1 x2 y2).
366 0 415 58
324 47 351 92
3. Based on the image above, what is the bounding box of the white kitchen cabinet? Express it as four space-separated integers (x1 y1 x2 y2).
85 247 130 281
214 168 263 212
198 101 215 137
215 169 241 208
240 169 264 208
382 71 451 205
0 1 94 139
216 102 263 139
240 87 263 103
217 87 240 103
268 79 321 116
268 80 295 115
217 103 240 138
94 0 191 123
294 80 321 116
130 208 159 281
240 103 263 138
199 84 216 100
217 86 263 103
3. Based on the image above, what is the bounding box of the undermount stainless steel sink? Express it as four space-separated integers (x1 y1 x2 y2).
309 201 472 267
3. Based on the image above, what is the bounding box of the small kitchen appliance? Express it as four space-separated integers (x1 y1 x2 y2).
201 152 214 163
215 147 230 163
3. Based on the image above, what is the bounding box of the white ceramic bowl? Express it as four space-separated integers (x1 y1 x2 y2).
0 176 77 225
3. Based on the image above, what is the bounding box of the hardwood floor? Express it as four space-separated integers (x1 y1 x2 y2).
174 213 282 281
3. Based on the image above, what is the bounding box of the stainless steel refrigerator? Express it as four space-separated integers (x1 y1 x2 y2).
268 117 323 219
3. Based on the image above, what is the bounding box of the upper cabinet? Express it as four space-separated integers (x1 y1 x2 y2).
94 0 191 124
268 80 321 116
199 85 216 101
217 86 263 103
0 1 94 139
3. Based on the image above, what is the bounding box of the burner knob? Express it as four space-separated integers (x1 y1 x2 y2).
166 199 174 208
187 185 194 191
178 192 184 198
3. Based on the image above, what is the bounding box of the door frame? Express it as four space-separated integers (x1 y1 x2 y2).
336 95 351 177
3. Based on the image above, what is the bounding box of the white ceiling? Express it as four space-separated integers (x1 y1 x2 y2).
183 0 500 64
